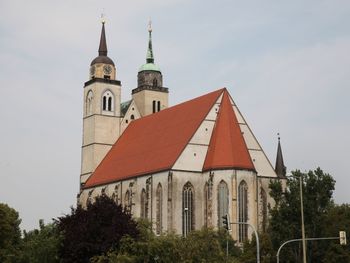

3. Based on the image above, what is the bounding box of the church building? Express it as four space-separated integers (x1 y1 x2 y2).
78 21 286 242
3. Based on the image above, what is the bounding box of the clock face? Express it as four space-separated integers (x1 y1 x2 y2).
90 66 95 75
103 65 112 75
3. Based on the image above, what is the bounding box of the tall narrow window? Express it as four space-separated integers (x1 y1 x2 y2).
152 100 156 113
156 183 163 235
112 185 119 205
86 90 93 115
102 90 114 112
125 190 131 213
103 96 107 111
141 189 147 219
108 97 112 111
182 182 194 237
260 188 268 232
238 181 248 242
157 101 161 112
218 181 229 228
204 182 209 227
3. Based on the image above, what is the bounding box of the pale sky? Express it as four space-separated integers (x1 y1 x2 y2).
0 0 349 231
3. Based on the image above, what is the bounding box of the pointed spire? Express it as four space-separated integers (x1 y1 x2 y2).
275 133 286 177
146 19 154 64
98 20 108 56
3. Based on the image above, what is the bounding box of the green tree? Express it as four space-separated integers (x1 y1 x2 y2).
56 195 139 263
92 225 241 263
268 168 336 262
0 203 21 262
322 204 350 262
17 219 61 263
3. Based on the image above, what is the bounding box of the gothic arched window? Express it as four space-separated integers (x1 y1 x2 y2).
112 185 119 205
260 188 268 232
218 180 229 228
182 182 194 237
141 188 147 219
86 90 93 115
238 180 248 242
156 183 163 235
157 101 161 112
153 78 158 87
125 190 131 213
102 90 114 112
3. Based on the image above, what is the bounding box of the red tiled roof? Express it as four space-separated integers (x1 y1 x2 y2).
203 90 255 171
84 89 224 188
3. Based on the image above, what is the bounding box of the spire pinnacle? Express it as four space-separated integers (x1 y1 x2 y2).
275 133 286 178
146 19 154 64
98 18 108 56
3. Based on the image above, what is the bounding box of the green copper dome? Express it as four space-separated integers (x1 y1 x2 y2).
138 63 161 72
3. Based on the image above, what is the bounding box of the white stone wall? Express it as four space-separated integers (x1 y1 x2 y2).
120 100 142 134
79 168 281 242
132 89 168 117
81 80 121 186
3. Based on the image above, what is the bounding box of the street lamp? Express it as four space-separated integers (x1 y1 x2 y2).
285 172 307 263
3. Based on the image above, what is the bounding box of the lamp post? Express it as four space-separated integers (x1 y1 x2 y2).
285 173 307 263
299 173 307 263
277 236 341 263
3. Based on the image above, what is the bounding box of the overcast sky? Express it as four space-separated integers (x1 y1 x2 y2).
0 0 349 231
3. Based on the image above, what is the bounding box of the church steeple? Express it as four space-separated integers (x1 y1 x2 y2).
98 21 108 56
138 20 161 73
275 134 286 178
90 20 115 67
132 20 168 117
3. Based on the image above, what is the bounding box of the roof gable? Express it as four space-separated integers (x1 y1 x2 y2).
203 90 255 171
84 89 224 188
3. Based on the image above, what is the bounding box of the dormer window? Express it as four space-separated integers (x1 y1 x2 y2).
102 90 114 112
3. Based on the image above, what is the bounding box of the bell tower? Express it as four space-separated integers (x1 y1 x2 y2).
132 21 168 117
80 20 121 188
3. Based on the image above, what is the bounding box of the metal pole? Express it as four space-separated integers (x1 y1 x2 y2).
299 174 307 263
226 235 229 259
231 222 260 263
276 237 339 263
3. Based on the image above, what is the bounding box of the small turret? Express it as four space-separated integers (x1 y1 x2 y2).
275 134 286 178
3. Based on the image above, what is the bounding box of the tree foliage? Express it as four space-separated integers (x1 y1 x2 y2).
268 168 340 262
16 219 61 263
92 223 241 263
0 203 21 262
56 195 139 263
